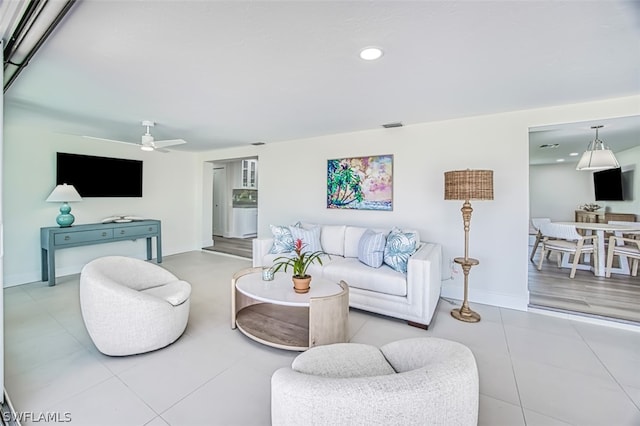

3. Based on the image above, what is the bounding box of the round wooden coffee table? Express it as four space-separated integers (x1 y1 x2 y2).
231 267 349 351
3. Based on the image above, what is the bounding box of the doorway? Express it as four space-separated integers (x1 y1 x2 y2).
528 116 640 324
207 157 258 258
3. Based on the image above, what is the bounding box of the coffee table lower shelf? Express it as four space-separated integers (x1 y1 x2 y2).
231 268 349 351
236 304 310 351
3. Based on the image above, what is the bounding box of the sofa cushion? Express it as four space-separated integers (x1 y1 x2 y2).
268 224 295 254
289 225 322 253
358 229 386 268
263 251 292 267
292 343 395 378
140 280 191 306
320 225 346 256
384 227 417 273
344 226 368 258
323 258 408 296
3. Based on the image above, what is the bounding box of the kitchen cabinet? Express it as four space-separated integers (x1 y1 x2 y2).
231 208 257 238
241 160 257 188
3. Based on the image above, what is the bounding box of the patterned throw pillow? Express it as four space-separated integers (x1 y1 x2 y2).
383 227 417 273
268 224 295 254
358 229 386 268
289 225 323 253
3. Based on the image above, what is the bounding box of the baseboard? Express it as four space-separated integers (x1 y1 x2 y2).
441 281 529 311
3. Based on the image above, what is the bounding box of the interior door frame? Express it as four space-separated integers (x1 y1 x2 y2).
212 165 227 237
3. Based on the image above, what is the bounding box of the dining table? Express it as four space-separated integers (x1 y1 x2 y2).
554 221 640 277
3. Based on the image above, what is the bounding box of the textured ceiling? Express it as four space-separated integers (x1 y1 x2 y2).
3 0 640 161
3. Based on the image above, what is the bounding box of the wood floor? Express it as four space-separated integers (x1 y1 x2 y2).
203 235 253 259
528 250 640 324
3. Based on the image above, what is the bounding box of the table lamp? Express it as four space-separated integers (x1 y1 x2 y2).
46 184 82 227
444 169 494 323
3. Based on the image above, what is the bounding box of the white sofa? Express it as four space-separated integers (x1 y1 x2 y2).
271 337 479 425
252 224 442 328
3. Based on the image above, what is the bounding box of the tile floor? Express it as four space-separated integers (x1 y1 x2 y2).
4 251 640 426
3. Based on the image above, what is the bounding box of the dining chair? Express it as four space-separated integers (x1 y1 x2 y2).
608 221 640 239
606 235 640 277
529 218 551 262
537 223 597 278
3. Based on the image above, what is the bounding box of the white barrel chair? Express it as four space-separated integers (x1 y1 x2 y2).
271 337 479 426
80 256 191 356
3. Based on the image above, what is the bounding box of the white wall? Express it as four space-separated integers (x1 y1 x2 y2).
530 163 593 221
3 124 202 287
4 95 638 303
200 95 640 311
530 146 640 221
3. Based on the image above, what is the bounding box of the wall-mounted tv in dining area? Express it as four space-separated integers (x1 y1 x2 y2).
593 167 624 201
56 152 143 197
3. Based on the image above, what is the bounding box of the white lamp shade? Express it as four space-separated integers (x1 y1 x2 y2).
46 184 82 202
575 149 620 171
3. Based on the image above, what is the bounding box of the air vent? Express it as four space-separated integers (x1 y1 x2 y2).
539 143 559 149
251 142 265 146
382 122 403 128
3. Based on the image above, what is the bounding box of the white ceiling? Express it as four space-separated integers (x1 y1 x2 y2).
2 0 640 161
529 115 640 166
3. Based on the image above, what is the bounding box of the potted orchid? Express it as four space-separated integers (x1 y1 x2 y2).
271 239 325 293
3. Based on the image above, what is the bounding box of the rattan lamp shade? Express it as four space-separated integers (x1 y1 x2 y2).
444 170 494 201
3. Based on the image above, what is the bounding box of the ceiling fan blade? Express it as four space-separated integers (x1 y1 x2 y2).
154 148 171 153
151 139 187 148
83 135 140 146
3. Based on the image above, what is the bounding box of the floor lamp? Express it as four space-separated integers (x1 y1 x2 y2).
444 169 494 323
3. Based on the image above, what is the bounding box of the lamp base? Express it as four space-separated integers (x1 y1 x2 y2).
56 213 75 227
451 306 481 323
56 202 75 227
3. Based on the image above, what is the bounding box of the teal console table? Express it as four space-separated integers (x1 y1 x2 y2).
40 219 162 286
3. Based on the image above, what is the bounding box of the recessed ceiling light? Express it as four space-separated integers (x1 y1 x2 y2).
569 152 579 156
556 159 565 162
360 47 383 61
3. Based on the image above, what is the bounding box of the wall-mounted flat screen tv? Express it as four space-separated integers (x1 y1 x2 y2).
593 167 623 201
56 152 143 197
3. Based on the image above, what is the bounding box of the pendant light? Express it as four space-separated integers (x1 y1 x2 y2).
576 125 620 171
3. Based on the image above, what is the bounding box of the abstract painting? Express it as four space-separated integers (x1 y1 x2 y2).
327 154 393 210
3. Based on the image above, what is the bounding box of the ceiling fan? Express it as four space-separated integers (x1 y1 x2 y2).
84 120 187 152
